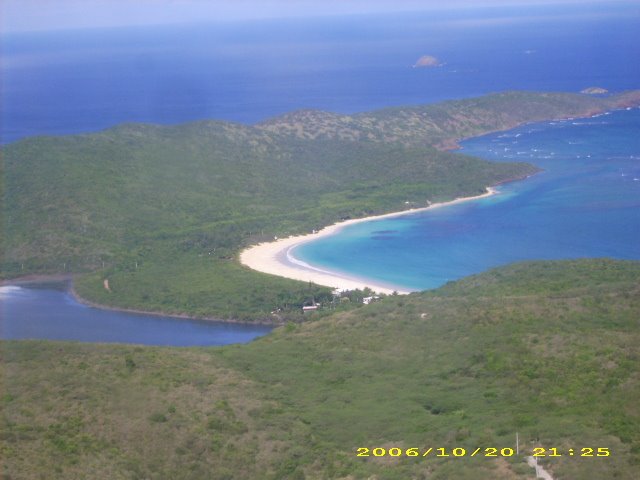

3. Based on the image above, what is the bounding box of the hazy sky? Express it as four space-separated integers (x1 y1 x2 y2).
3 0 637 33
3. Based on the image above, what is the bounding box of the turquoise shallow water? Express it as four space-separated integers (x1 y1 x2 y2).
293 107 640 291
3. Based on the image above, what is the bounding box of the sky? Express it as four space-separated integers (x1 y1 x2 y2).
3 0 638 33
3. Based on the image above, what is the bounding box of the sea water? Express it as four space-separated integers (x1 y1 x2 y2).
2 3 639 143
293 108 640 291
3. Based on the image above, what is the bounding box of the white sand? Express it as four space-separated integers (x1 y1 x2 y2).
240 187 498 295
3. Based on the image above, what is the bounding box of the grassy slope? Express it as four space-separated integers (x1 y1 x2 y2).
3 259 639 479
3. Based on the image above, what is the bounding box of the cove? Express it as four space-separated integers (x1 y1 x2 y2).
0 283 273 346
291 107 640 291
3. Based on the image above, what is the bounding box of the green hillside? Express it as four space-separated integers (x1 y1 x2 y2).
2 90 639 319
3 259 639 479
258 90 640 149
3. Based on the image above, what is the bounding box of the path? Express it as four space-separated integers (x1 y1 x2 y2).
526 456 554 480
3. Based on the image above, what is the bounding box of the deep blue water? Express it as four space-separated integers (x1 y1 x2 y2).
294 107 640 291
0 284 272 346
2 3 639 143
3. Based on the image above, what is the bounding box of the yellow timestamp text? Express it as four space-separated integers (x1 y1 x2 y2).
356 447 611 458
532 447 610 457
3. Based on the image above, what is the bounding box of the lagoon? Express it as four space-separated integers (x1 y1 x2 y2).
0 283 273 346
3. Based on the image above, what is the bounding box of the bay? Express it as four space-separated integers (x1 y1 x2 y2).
293 107 640 291
2 4 639 338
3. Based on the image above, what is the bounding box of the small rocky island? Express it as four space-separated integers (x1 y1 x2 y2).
413 54 442 68
581 86 609 94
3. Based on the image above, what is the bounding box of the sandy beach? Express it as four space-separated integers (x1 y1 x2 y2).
240 187 498 294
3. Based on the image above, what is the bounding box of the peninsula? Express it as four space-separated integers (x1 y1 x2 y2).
3 90 640 321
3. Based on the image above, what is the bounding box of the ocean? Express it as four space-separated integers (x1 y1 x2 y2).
2 3 639 143
293 107 640 291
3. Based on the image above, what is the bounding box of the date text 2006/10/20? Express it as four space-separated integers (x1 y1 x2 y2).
356 447 611 458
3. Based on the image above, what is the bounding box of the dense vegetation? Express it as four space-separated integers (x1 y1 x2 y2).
259 90 640 149
2 90 639 320
3 259 639 479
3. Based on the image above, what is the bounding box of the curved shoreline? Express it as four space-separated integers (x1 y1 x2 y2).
240 187 498 294
67 285 279 326
439 102 640 151
1 274 279 326
9 102 635 319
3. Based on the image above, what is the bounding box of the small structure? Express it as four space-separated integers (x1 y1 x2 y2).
302 305 318 312
362 296 380 305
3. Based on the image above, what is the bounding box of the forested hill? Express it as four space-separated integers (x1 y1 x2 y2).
3 259 639 479
257 90 640 149
2 90 639 319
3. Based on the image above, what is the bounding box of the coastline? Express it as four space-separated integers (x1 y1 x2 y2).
0 274 279 326
440 102 640 152
8 97 637 321
68 282 284 327
253 100 640 293
240 187 498 294
0 273 74 286
67 285 280 326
